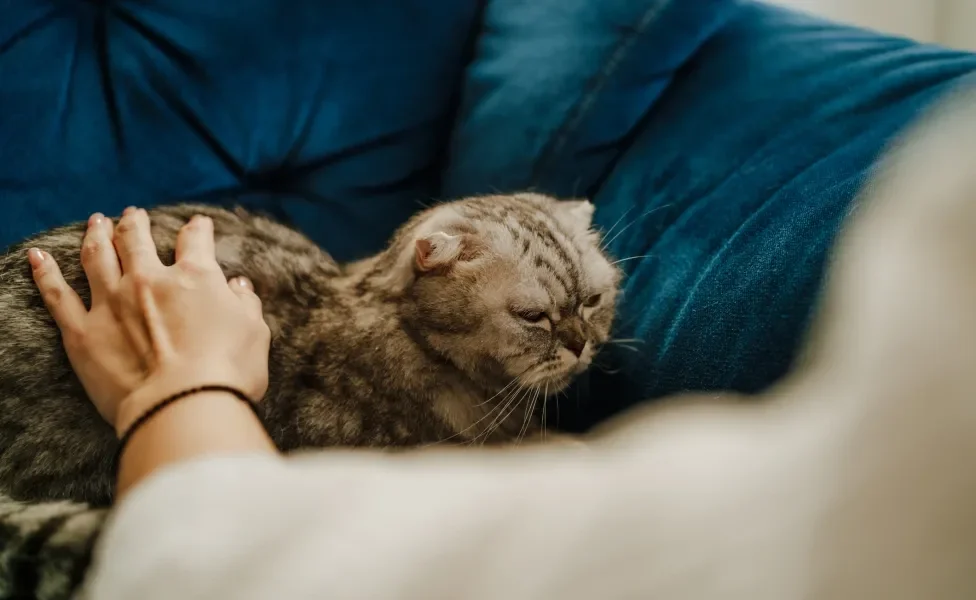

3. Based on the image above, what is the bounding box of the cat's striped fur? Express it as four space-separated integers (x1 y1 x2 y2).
0 494 104 599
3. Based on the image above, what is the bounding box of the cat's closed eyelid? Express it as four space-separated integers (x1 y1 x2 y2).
509 307 552 328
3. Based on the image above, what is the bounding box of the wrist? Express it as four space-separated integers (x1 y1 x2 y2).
116 365 259 437
115 387 276 499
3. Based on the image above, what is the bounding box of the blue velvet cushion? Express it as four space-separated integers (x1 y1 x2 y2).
564 2 976 427
442 0 737 198
0 0 481 261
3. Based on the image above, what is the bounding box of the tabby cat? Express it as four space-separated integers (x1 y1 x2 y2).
0 193 620 507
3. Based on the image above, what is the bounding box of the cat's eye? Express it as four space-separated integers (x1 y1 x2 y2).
583 294 602 308
516 310 548 324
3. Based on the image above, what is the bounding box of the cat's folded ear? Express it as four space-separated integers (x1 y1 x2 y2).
375 227 482 293
554 199 595 234
415 232 464 272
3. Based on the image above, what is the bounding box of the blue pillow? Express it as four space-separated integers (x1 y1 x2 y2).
572 2 976 427
0 1 480 261
442 0 737 198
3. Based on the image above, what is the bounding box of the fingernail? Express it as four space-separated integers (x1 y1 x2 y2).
234 277 254 292
27 248 44 269
123 206 136 216
88 213 104 228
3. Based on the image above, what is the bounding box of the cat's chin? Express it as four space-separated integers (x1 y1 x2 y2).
534 372 576 394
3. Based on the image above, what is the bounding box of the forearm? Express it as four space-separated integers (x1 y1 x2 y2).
115 390 277 499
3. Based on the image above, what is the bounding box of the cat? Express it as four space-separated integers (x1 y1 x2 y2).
0 192 620 507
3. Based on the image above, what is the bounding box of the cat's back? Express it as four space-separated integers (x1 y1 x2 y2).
0 203 340 335
0 204 340 503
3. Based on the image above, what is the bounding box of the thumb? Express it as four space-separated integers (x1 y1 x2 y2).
228 276 263 316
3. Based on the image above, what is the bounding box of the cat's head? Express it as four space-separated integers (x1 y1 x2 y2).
380 193 621 393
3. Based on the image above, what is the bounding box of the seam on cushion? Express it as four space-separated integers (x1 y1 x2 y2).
93 5 125 151
0 8 58 56
530 0 673 186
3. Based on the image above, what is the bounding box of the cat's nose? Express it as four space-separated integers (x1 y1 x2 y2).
563 337 586 358
557 326 587 358
557 319 587 358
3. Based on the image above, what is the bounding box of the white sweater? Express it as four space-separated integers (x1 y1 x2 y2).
82 381 976 599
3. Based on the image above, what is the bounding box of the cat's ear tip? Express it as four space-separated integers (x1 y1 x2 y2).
563 198 595 224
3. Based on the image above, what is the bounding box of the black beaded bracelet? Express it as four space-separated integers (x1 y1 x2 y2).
113 385 263 477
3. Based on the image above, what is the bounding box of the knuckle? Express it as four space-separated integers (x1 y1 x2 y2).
178 258 208 275
108 293 124 314
115 219 133 236
41 280 64 304
81 238 104 263
127 270 155 290
62 326 88 350
257 319 272 340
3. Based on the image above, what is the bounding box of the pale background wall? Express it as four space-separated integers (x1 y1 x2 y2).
768 0 976 51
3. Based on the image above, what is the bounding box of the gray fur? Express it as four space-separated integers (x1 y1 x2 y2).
0 193 620 507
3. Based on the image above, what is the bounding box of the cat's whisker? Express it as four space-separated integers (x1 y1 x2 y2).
428 378 527 447
542 381 550 441
488 385 532 445
519 384 543 444
471 382 528 446
598 207 634 250
473 375 522 409
610 343 641 353
515 388 539 445
609 254 654 267
470 383 527 439
555 388 563 428
600 203 674 253
530 386 543 443
489 384 536 444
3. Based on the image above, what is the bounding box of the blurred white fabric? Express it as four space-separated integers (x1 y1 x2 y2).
769 0 976 50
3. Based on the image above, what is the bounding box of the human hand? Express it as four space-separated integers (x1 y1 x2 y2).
29 207 271 435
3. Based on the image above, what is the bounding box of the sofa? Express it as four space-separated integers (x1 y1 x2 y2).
3 0 976 439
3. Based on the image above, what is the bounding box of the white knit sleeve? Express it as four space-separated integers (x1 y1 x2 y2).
82 408 827 600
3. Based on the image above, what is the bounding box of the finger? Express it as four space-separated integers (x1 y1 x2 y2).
81 213 122 305
28 248 87 333
175 215 217 267
228 277 263 317
113 207 162 274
